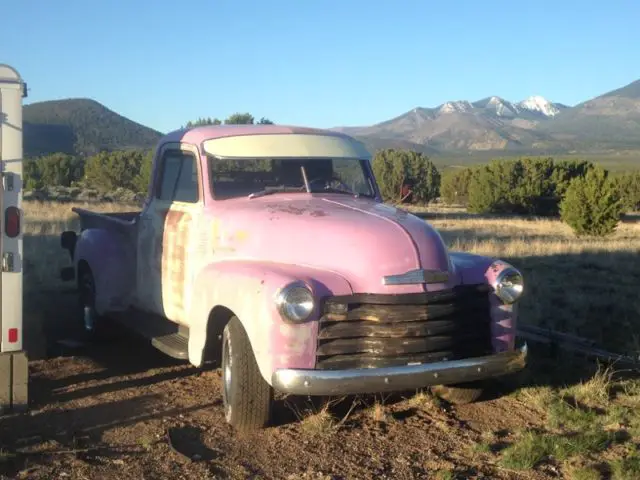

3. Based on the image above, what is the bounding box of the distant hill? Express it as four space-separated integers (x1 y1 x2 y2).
333 78 640 156
23 98 162 158
536 79 640 151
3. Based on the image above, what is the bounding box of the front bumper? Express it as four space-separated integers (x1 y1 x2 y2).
271 343 527 396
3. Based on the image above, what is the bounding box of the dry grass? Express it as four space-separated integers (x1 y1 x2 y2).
560 365 614 408
286 396 357 437
414 207 640 356
563 463 602 480
406 389 442 411
22 200 135 294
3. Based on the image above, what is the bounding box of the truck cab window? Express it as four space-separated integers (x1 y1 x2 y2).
158 151 199 203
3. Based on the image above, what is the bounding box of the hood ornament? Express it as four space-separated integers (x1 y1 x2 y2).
383 268 450 286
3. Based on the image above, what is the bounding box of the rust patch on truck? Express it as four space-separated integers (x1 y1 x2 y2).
161 209 192 320
265 203 328 217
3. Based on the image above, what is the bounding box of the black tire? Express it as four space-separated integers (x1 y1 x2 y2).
77 266 111 342
221 316 273 431
431 381 485 405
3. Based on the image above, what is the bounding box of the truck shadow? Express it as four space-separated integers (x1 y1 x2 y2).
0 393 219 477
28 310 203 408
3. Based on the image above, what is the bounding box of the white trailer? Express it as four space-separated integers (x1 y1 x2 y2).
0 64 28 413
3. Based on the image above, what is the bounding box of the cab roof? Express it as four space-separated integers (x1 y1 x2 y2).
162 124 353 146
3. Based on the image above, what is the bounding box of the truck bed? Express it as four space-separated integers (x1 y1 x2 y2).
72 208 141 235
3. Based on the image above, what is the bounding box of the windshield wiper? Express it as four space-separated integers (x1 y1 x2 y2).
312 187 359 196
248 186 304 199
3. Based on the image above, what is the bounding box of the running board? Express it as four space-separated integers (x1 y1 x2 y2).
112 309 189 360
151 333 189 360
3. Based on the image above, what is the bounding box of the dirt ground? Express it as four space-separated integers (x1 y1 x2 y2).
0 291 557 480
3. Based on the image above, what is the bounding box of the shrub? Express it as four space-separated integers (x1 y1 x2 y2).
550 159 595 199
24 153 84 190
467 159 533 214
371 148 440 204
467 157 595 216
615 171 640 212
440 167 475 206
84 149 153 193
560 167 624 237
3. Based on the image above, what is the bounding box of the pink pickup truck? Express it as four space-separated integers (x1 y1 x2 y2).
60 125 527 431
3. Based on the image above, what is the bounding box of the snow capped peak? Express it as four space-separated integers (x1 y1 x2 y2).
518 95 560 117
483 96 519 116
439 101 473 114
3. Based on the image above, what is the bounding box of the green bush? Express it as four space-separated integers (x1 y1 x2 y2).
24 153 84 190
371 148 440 204
615 171 640 212
550 159 594 199
467 159 535 214
559 167 624 237
467 157 594 216
84 149 153 193
440 167 476 206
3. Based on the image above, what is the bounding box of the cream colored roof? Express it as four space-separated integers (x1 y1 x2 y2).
202 133 371 159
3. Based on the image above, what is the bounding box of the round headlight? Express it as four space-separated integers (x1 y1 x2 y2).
275 282 315 322
495 268 524 304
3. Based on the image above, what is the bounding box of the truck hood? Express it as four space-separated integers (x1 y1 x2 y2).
207 194 454 294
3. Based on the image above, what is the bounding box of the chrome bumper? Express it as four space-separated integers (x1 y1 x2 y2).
271 343 528 396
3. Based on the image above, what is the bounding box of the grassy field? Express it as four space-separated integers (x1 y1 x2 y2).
5 199 640 479
432 150 640 173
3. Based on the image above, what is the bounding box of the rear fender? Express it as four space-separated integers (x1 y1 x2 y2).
449 251 521 353
74 228 136 315
187 261 353 383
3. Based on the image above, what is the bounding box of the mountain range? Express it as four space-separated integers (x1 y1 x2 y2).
20 77 640 159
333 78 640 155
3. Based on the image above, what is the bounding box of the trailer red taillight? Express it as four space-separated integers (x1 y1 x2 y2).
4 206 20 238
8 328 18 343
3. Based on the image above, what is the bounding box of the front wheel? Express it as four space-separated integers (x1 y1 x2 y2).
221 316 273 431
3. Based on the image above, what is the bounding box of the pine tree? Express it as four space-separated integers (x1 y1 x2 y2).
559 167 624 237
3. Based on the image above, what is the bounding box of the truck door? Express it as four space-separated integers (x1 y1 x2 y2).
136 143 202 324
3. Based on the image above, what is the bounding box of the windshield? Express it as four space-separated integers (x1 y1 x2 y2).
208 156 376 200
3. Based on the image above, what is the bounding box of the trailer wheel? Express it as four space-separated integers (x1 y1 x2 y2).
221 316 273 431
431 381 485 405
77 266 111 342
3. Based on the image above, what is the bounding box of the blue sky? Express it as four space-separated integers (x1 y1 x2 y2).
2 0 639 134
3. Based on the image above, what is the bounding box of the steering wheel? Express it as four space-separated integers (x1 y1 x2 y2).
307 177 353 193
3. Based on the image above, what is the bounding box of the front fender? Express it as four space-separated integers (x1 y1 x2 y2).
449 251 522 353
187 261 353 383
74 228 136 315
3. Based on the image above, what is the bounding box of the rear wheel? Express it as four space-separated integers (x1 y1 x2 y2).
221 316 273 431
431 381 485 405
